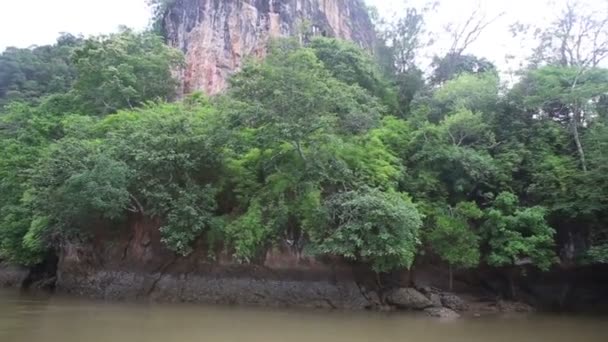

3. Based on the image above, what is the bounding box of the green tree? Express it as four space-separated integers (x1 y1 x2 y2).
427 201 482 290
29 139 131 237
0 102 63 265
432 72 500 117
309 37 396 109
99 102 226 255
483 192 556 297
0 34 82 108
229 39 384 159
518 66 608 172
310 188 423 273
431 53 496 85
72 28 183 115
403 107 499 206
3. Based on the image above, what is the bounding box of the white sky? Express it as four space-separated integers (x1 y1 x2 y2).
0 0 604 74
0 0 150 50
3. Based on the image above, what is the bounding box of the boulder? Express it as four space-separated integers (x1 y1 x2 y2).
386 288 433 310
441 293 468 311
428 293 443 307
0 263 28 288
425 307 461 319
419 286 433 295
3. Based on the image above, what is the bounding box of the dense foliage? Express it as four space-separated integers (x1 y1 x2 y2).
1 2 608 283
0 34 82 107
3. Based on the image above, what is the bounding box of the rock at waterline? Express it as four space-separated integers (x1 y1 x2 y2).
428 293 443 307
424 307 461 319
440 293 469 311
0 263 28 288
386 288 433 310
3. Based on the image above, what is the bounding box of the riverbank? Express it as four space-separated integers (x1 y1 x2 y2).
1 216 607 317
0 259 537 320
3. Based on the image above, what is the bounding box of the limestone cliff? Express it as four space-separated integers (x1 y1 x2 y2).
162 0 375 95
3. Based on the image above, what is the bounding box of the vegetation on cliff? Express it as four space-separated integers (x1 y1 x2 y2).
0 2 607 283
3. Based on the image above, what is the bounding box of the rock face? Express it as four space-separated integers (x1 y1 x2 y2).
58 269 372 309
163 0 375 95
52 216 380 310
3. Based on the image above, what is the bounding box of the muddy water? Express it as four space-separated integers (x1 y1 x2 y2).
1 289 606 342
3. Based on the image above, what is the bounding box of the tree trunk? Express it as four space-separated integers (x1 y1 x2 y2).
449 264 454 292
570 72 588 173
408 265 417 287
508 269 517 300
558 282 571 309
572 112 588 172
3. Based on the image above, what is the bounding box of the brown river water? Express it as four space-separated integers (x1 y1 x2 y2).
1 288 607 342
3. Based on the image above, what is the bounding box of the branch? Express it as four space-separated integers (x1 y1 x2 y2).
457 133 468 147
484 140 503 150
449 2 504 56
293 140 307 163
446 128 457 146
129 193 145 214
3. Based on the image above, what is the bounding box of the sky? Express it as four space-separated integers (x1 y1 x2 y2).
0 0 150 51
0 0 605 74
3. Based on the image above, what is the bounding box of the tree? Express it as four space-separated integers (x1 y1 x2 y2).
525 0 608 69
309 37 395 108
100 102 226 255
427 202 482 291
403 105 499 207
483 192 556 297
518 66 608 171
428 1 502 85
431 54 496 85
444 3 504 57
0 102 62 265
72 28 183 115
574 121 608 259
381 5 437 74
395 67 426 116
512 1 608 172
229 39 384 158
376 3 436 115
431 72 500 118
30 139 131 234
310 188 423 273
